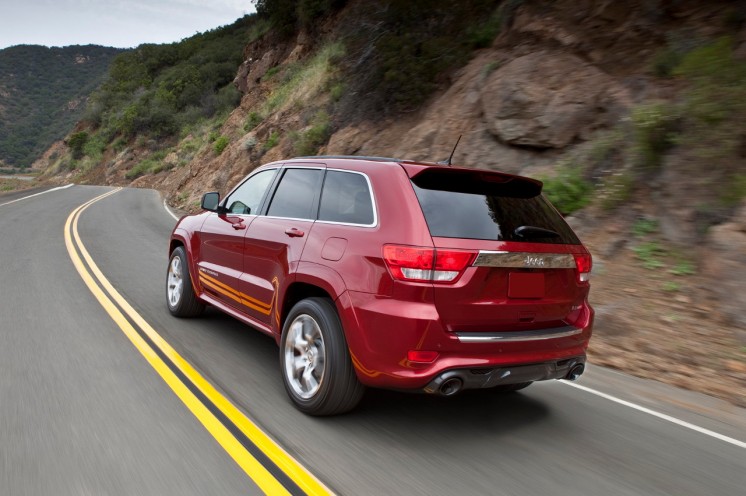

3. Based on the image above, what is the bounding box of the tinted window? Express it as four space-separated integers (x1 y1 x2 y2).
318 171 374 225
225 169 276 215
267 168 323 219
412 182 580 244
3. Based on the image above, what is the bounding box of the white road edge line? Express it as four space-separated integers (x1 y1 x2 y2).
163 198 179 221
0 183 73 208
560 380 746 449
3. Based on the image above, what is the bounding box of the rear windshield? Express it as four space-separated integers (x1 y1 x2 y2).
411 181 580 245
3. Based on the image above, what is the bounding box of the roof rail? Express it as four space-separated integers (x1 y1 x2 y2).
292 155 404 162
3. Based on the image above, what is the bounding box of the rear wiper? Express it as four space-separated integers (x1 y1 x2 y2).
514 225 560 239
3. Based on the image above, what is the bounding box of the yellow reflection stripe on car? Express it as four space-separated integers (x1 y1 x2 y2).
65 188 333 496
198 272 272 314
200 275 245 306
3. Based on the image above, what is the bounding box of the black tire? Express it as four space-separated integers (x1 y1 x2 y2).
280 297 364 416
492 382 532 393
166 246 204 317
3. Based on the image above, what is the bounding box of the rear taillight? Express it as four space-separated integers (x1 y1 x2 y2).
383 245 476 283
573 253 592 283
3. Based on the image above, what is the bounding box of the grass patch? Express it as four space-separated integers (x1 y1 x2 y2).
263 42 345 115
633 242 666 270
125 149 170 179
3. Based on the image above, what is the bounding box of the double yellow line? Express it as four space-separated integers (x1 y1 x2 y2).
64 188 332 496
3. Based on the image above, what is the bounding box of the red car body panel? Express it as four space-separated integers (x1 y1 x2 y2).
169 157 594 391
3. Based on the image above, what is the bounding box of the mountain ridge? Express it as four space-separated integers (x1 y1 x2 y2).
0 44 124 167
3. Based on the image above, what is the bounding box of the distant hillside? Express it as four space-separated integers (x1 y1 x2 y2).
0 44 123 167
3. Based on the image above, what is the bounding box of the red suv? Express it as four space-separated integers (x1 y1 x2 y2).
166 156 593 415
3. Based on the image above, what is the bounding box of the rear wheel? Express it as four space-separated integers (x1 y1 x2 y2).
166 246 204 317
280 297 364 415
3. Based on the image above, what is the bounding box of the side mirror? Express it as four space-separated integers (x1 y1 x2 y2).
201 192 221 212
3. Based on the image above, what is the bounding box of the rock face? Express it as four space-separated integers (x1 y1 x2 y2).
704 201 746 337
481 51 625 148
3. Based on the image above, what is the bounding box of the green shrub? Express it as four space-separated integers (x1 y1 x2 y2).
482 61 500 77
670 261 696 276
341 0 517 114
82 134 107 162
673 37 746 147
293 111 331 156
722 173 746 207
662 281 680 292
213 136 230 155
329 82 344 102
244 112 263 132
600 170 634 211
541 166 593 215
84 14 259 142
631 101 678 169
263 66 280 81
632 218 659 237
67 132 89 159
264 130 280 150
652 47 683 77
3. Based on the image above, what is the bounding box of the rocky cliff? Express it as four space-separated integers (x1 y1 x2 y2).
37 0 746 406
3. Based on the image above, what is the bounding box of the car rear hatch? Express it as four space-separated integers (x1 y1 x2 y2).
401 164 592 337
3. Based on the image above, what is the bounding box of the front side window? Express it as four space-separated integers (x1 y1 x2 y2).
318 171 375 225
266 168 324 220
225 169 277 215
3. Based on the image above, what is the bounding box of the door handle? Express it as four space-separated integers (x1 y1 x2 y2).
284 227 305 237
232 221 246 230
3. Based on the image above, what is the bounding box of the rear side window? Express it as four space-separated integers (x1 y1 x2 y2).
411 180 580 245
318 171 375 225
267 168 323 219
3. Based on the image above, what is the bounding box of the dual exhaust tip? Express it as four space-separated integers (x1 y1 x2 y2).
565 363 585 381
435 362 586 396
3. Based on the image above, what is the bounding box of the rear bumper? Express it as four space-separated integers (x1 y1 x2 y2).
336 290 593 390
423 357 585 395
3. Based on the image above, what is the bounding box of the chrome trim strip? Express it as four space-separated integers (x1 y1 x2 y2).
473 251 576 269
455 325 582 343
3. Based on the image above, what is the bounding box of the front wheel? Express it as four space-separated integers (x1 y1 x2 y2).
166 246 204 317
280 298 364 416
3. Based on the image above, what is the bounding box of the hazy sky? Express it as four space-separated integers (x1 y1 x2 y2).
0 0 256 49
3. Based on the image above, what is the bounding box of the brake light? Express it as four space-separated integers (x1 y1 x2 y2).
383 245 475 283
573 253 592 283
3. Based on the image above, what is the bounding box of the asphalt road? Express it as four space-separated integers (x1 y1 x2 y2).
1 185 745 495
